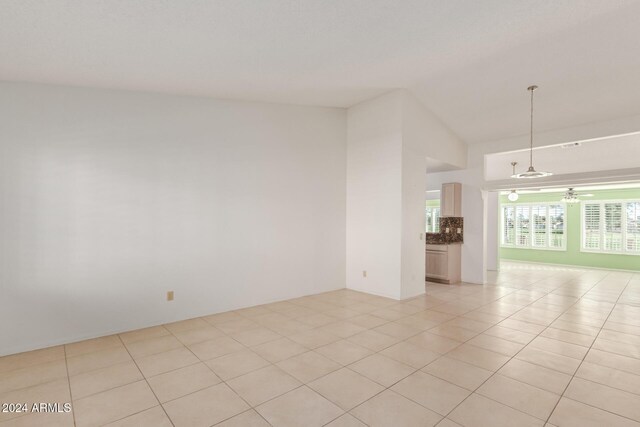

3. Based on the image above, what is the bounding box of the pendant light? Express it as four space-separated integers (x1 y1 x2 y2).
507 162 519 201
511 85 553 179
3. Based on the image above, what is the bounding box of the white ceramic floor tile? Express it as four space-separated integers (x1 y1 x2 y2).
5 264 640 427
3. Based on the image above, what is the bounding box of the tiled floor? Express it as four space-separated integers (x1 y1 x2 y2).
2 261 640 426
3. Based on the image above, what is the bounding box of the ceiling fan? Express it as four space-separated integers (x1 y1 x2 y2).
561 188 594 203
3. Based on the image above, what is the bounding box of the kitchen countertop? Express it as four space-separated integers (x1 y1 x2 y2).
425 217 464 245
425 239 462 245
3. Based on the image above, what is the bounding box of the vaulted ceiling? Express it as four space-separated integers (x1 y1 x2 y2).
2 0 640 144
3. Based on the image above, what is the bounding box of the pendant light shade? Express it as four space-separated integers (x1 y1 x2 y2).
512 85 553 179
515 165 552 178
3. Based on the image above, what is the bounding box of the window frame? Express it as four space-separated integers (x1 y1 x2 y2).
500 202 567 251
581 200 640 256
425 206 441 233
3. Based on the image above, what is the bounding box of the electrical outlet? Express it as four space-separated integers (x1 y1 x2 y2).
167 291 174 301
363 270 367 278
457 228 462 234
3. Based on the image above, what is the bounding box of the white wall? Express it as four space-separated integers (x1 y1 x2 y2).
401 93 466 298
400 144 427 299
402 93 467 170
0 82 347 356
486 191 499 271
346 90 467 299
346 92 403 299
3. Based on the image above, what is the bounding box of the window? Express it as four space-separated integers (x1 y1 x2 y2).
628 202 640 252
548 204 565 249
501 203 566 250
583 203 601 250
426 206 440 233
516 205 530 247
532 205 547 247
582 201 640 255
503 205 515 245
605 203 623 251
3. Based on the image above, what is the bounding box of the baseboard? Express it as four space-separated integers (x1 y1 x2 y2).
346 286 400 300
2 285 347 357
400 288 426 301
425 276 450 284
500 258 640 274
1 323 163 358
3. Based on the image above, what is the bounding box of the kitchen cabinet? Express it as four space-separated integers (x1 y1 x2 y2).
425 244 461 284
441 183 462 217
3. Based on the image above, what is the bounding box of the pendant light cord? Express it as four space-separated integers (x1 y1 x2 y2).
529 86 535 168
512 85 550 178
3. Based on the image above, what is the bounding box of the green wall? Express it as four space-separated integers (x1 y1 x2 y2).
499 188 640 271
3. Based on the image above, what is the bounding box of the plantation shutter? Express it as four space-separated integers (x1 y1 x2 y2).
604 203 623 252
516 205 530 247
501 202 565 250
548 204 565 248
532 205 547 247
503 206 515 245
626 202 640 253
583 203 601 250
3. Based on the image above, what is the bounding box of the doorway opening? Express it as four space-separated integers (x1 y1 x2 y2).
492 183 640 273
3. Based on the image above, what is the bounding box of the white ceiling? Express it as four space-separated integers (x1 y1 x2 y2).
2 1 640 144
485 132 640 181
